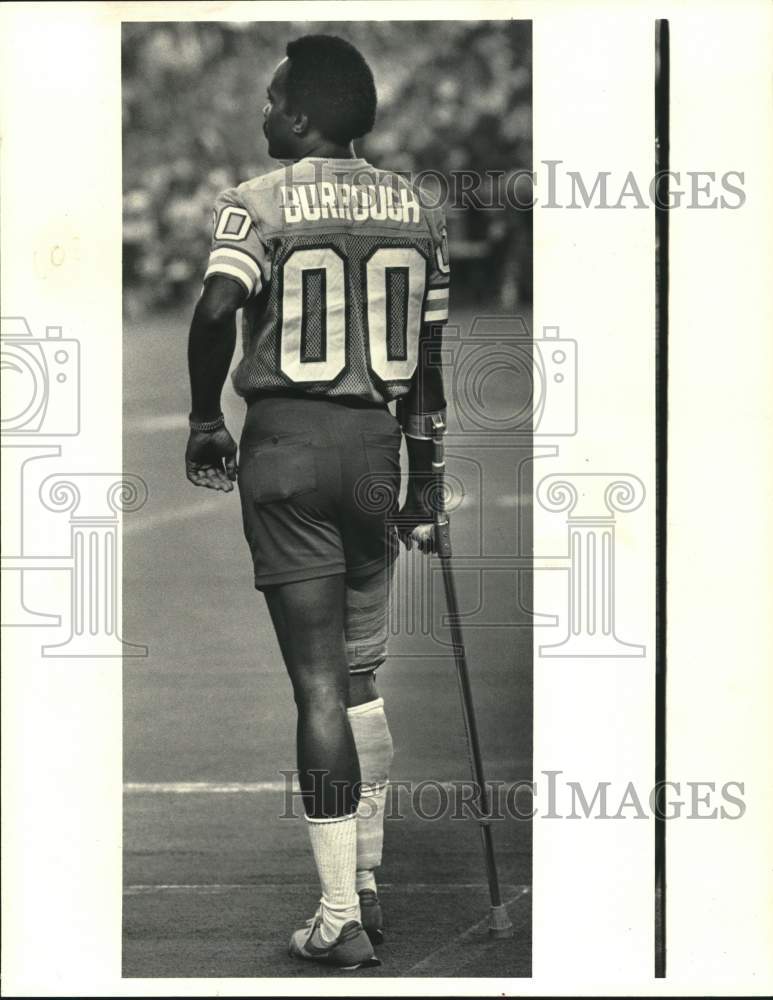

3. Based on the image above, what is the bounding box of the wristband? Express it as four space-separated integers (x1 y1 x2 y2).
189 413 225 433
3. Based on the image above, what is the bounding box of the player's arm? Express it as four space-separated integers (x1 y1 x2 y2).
188 276 245 422
396 205 450 551
396 321 447 552
185 188 270 493
185 276 246 491
186 188 267 492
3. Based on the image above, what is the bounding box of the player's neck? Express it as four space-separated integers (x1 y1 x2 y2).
296 138 358 161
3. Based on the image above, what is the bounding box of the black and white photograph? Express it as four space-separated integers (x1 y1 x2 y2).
2 2 772 996
121 19 533 978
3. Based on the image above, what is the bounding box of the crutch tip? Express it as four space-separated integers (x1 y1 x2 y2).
488 904 514 938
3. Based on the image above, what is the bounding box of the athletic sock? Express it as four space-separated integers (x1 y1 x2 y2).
347 697 394 896
305 812 359 943
356 868 378 894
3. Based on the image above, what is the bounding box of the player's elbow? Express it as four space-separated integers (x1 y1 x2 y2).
196 278 244 325
196 296 236 326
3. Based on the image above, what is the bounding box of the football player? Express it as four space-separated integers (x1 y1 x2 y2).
185 34 449 970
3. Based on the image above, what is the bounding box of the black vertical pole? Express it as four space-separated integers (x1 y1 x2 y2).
654 17 669 981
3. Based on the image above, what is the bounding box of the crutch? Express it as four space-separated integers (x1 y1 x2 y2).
429 413 514 938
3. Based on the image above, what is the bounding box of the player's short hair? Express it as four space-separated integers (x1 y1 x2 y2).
285 35 377 144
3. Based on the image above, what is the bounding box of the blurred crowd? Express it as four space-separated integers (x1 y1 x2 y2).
122 21 532 316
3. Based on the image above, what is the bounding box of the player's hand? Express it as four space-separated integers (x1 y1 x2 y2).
396 498 436 554
185 426 238 492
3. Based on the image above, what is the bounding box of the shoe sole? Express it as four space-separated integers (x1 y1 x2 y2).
338 955 381 970
288 945 381 970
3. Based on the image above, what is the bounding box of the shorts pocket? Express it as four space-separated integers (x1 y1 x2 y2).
359 431 401 515
241 433 317 506
362 430 401 474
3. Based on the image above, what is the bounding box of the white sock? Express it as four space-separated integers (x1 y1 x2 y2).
356 858 379 893
305 812 359 943
348 697 394 896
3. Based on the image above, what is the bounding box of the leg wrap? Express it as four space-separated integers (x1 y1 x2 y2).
345 563 394 675
348 698 394 873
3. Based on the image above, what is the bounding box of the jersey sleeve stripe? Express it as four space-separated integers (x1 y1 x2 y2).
435 246 451 275
208 247 264 285
426 288 449 302
204 262 256 295
423 306 449 323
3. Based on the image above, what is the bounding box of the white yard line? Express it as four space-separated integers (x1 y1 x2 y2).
125 413 189 434
494 492 533 507
124 882 523 894
124 780 521 794
124 781 288 793
122 495 231 536
406 886 530 975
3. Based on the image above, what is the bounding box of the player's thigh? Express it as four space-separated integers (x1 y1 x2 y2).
238 398 345 588
263 573 349 702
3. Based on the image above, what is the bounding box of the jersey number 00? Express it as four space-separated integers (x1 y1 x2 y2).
279 246 427 385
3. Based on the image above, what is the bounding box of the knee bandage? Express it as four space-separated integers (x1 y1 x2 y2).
345 563 394 675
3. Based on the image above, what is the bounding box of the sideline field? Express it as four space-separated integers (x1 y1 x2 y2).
123 304 533 977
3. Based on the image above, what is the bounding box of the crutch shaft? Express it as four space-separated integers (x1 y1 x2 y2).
439 553 505 909
429 414 509 918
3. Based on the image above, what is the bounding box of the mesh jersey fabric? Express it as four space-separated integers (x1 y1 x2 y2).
203 157 450 405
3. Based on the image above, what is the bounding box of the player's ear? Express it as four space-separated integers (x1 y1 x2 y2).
292 112 309 136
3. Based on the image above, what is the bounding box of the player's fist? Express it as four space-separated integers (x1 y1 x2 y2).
396 496 436 554
185 426 238 492
398 521 435 554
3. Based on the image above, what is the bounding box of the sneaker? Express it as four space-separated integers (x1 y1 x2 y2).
289 915 380 970
358 888 384 945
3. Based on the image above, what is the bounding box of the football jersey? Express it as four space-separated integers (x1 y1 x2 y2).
203 157 450 405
